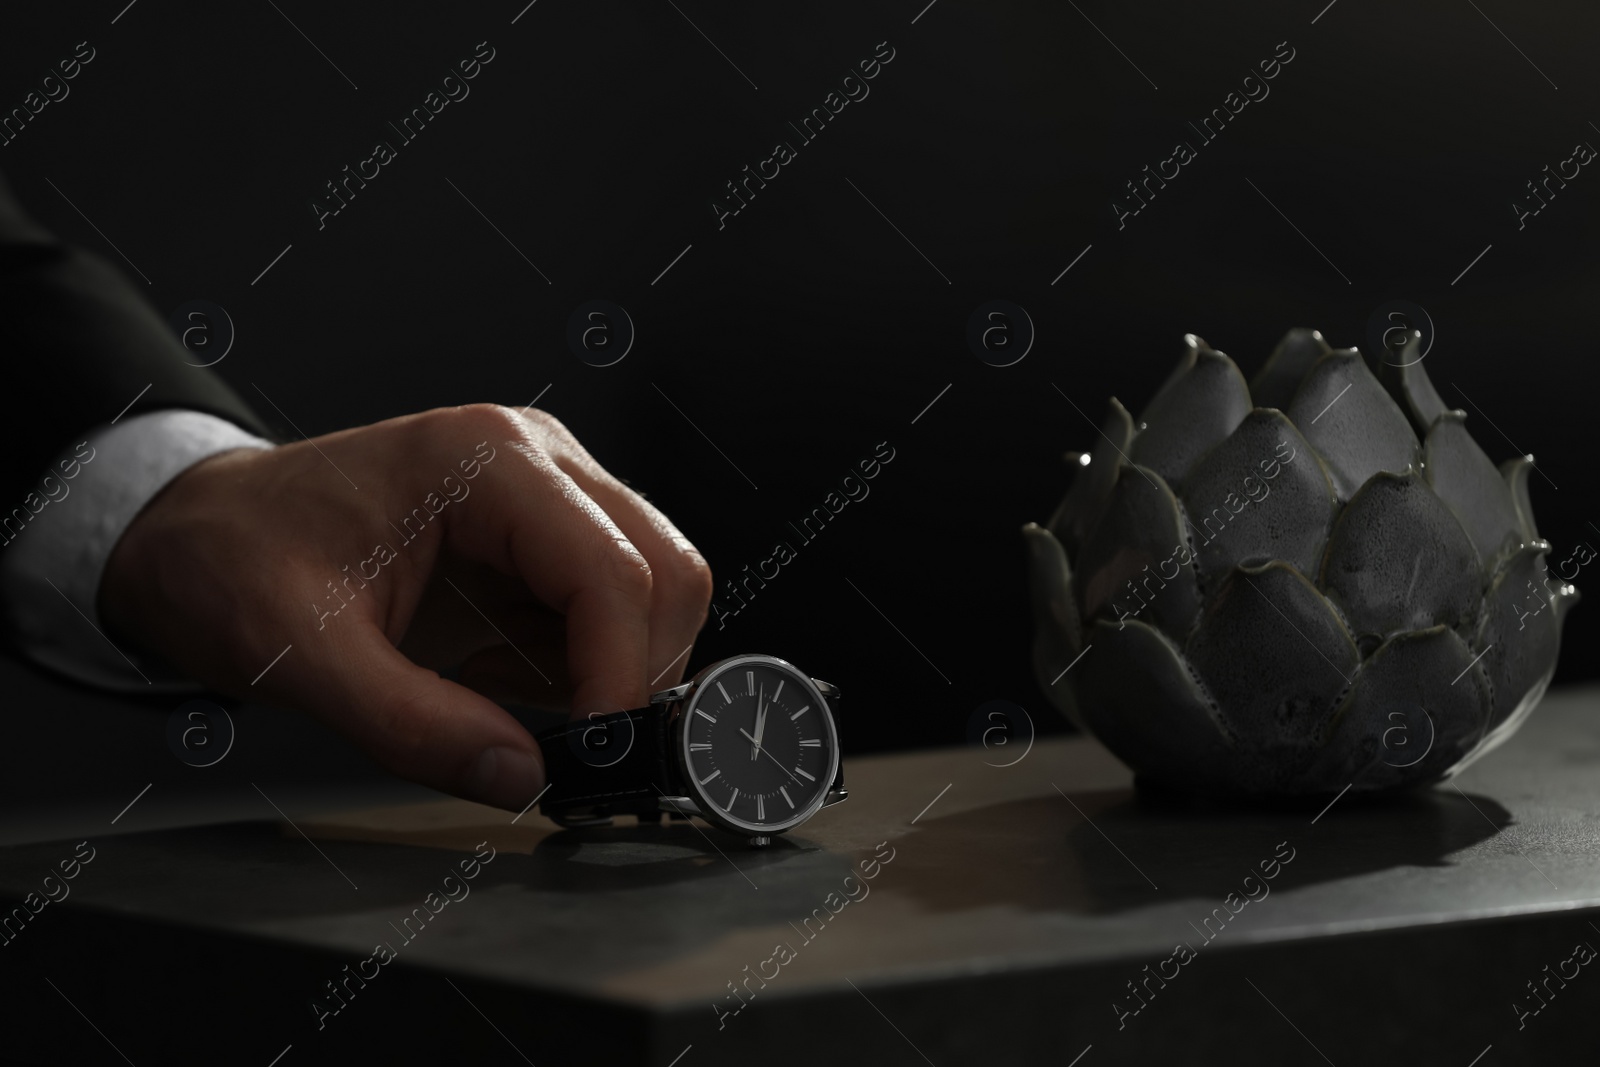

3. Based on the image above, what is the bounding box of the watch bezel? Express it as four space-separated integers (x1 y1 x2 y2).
670 653 840 837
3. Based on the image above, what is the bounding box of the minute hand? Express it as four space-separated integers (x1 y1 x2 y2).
751 689 768 761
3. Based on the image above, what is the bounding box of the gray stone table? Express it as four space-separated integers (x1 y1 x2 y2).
3 687 1600 1066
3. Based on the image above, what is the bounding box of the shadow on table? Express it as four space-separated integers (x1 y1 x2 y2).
0 783 1514 932
516 821 830 890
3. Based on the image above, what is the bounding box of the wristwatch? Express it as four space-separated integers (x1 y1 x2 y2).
536 653 846 846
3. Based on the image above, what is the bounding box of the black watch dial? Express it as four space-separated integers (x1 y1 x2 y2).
679 657 837 834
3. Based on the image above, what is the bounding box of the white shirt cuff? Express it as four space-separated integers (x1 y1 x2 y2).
0 409 274 691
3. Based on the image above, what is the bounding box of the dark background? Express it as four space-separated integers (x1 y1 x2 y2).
1 0 1596 776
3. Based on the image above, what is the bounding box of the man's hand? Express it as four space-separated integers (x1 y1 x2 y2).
98 404 714 811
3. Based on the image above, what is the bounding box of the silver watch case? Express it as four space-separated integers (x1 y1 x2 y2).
653 653 846 838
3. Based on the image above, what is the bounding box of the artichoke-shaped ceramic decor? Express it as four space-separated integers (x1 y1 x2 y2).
1025 328 1577 797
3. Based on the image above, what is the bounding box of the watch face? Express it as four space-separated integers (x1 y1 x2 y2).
676 655 838 835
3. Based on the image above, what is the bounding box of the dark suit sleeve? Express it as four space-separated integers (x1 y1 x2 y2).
0 166 269 506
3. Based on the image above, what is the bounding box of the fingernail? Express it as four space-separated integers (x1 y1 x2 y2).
465 746 545 811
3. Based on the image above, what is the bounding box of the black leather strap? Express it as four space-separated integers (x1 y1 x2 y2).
537 706 677 822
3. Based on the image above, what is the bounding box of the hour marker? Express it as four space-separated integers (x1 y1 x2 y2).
689 742 712 751
699 769 721 785
724 787 739 811
800 739 822 747
795 767 816 782
780 786 795 809
772 680 785 702
695 708 717 724
791 705 810 721
716 682 733 704
756 795 765 820
747 670 755 696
